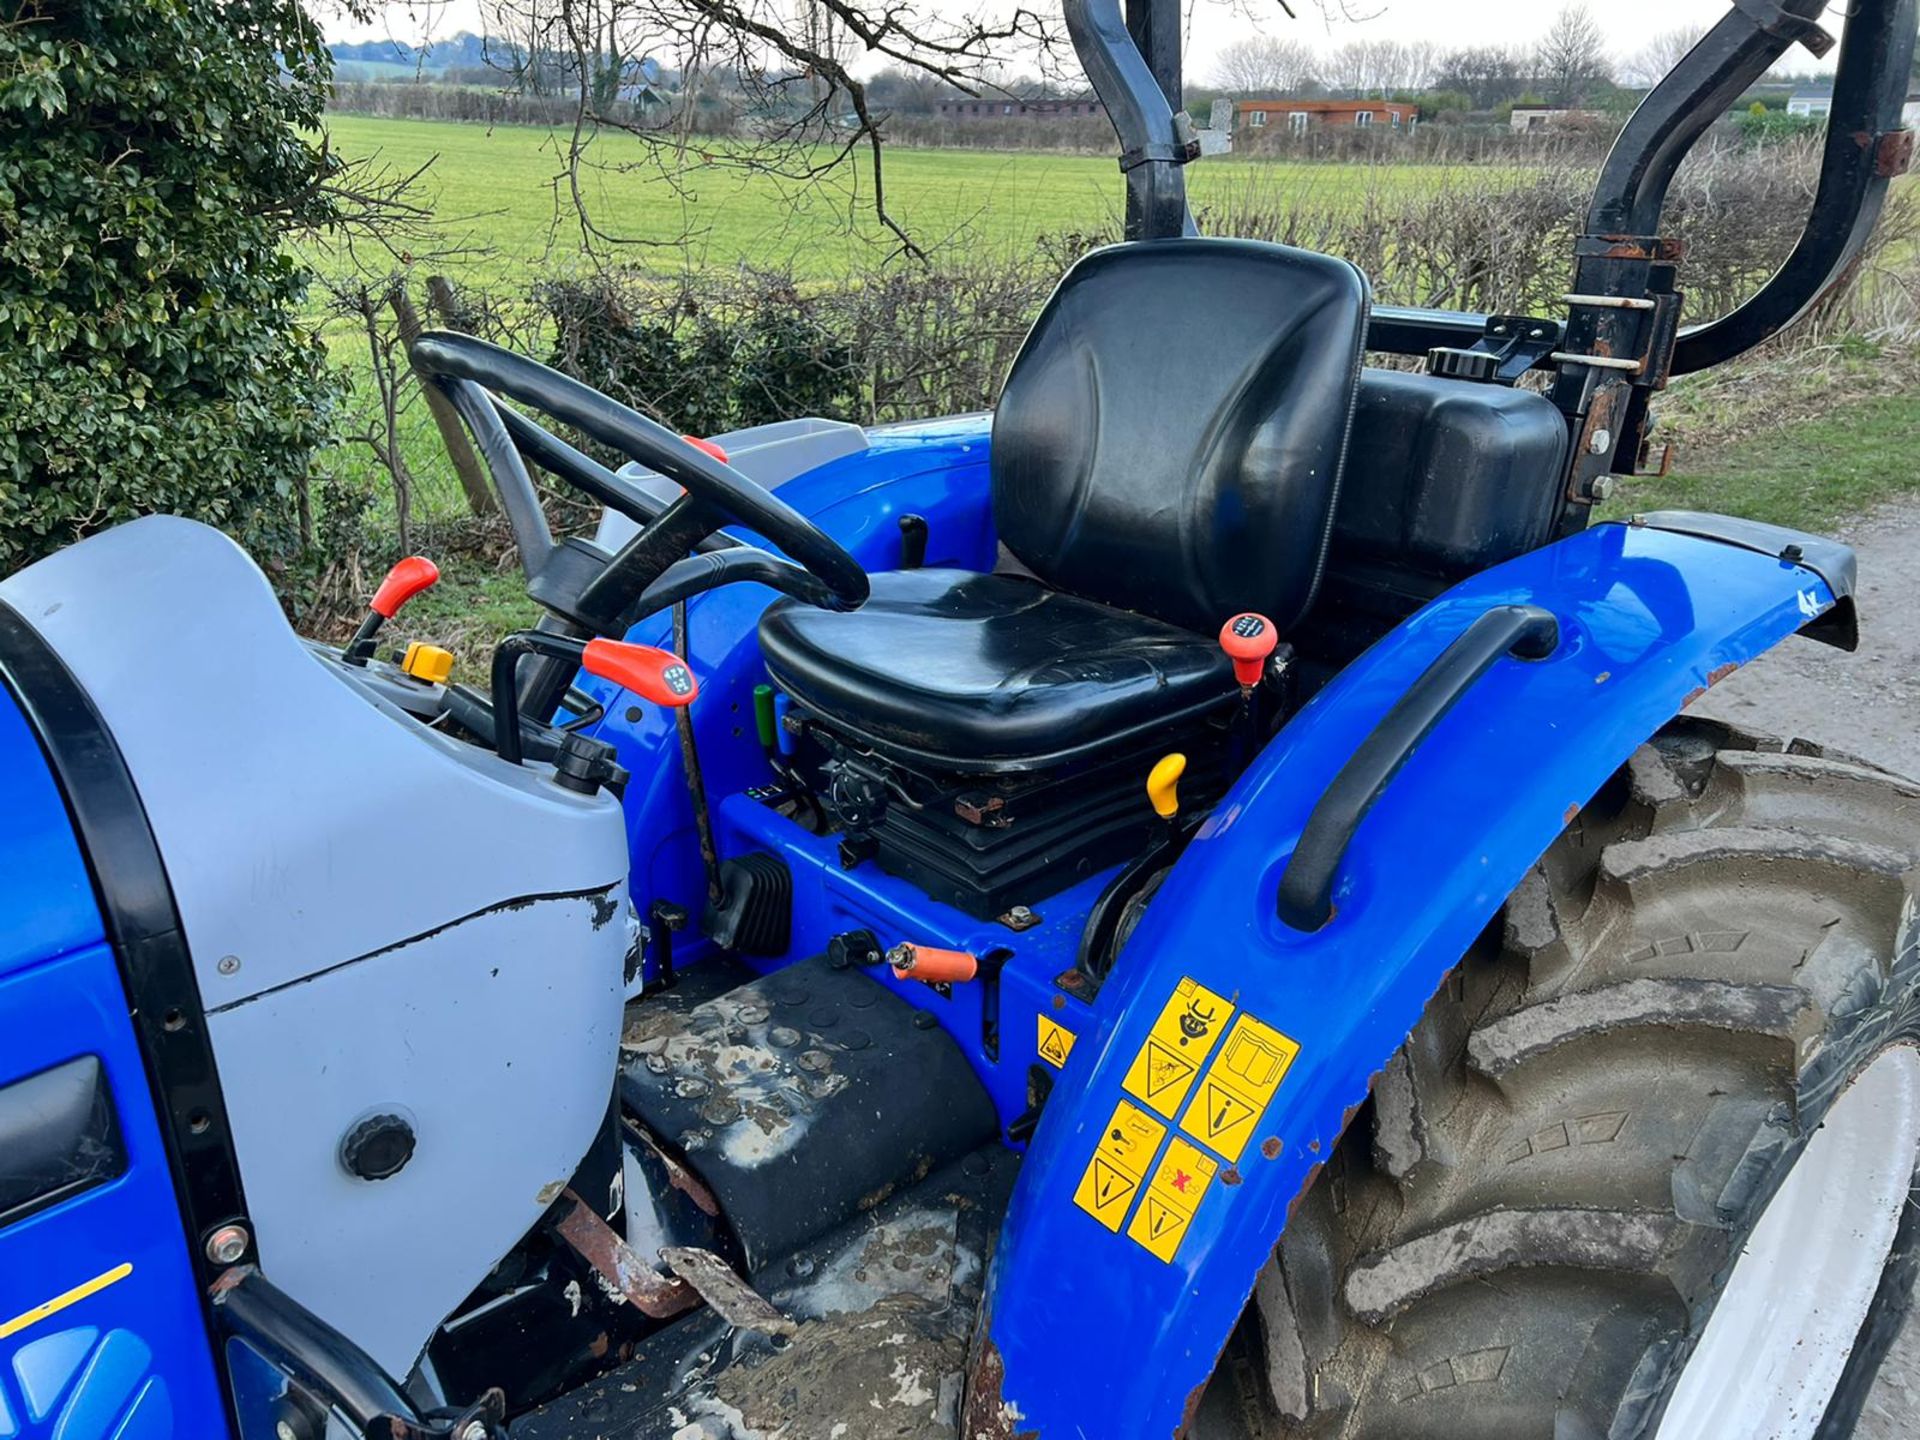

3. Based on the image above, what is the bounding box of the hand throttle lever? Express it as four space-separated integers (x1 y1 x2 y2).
492 631 696 766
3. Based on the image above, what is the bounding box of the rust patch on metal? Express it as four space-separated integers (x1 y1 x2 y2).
648 1137 721 1217
552 1189 697 1320
661 1245 798 1336
1221 1167 1243 1187
962 1336 1040 1440
1682 686 1708 708
1260 1137 1283 1161
1564 802 1582 826
1052 967 1097 1001
1874 127 1916 178
1707 661 1741 687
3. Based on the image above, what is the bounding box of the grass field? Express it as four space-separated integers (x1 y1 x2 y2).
314 113 1457 282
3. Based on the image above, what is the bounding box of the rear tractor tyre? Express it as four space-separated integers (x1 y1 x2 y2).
1253 721 1920 1440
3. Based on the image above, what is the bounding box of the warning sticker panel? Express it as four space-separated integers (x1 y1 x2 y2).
1122 977 1232 1118
1037 1013 1077 1069
1073 1099 1166 1232
1179 1013 1301 1161
1127 1136 1218 1263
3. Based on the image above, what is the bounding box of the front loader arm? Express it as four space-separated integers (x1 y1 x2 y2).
965 516 1855 1437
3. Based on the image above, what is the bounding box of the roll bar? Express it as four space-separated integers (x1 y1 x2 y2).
1069 0 1916 524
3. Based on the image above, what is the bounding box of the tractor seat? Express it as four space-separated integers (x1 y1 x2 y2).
758 238 1371 777
760 567 1236 771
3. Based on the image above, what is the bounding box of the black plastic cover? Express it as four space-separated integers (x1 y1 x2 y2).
1334 369 1571 582
991 238 1370 636
0 1055 125 1228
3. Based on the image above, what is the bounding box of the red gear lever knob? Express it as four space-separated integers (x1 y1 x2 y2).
370 556 441 619
1219 613 1278 688
581 638 699 708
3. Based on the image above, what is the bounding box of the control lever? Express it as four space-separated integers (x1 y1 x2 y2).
491 630 696 766
886 943 979 985
1219 611 1279 760
1219 612 1278 690
344 556 440 666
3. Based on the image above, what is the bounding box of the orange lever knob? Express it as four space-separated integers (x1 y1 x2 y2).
1219 612 1278 688
370 556 440 619
682 435 730 464
886 943 978 984
581 638 699 708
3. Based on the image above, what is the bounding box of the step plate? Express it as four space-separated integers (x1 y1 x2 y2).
617 954 999 1271
509 1143 1018 1439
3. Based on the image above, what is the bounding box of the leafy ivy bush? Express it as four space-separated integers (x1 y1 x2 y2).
0 0 338 573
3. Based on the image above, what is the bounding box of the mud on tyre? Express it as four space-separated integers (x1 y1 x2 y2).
1250 719 1920 1439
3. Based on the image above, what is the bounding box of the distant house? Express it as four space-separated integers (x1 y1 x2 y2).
935 97 1106 122
1788 89 1834 119
1232 99 1418 134
1510 106 1608 133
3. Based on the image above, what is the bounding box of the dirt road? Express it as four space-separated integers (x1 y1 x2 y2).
1690 499 1920 1437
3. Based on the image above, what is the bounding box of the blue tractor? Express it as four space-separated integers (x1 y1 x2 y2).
3 1 1918 1436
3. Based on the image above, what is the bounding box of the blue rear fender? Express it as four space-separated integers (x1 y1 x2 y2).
975 518 1850 1436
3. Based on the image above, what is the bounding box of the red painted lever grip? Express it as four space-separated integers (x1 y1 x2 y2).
581 638 699 708
1219 612 1278 688
370 556 440 619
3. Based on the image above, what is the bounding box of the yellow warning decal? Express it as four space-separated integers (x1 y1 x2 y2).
1037 1013 1077 1069
1073 1099 1166 1232
1122 976 1232 1117
1180 1013 1301 1162
1127 1136 1218 1263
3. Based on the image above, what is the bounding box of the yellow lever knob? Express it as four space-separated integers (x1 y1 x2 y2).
1147 753 1187 820
400 641 455 685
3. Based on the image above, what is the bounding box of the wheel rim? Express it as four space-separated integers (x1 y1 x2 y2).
1658 1043 1920 1440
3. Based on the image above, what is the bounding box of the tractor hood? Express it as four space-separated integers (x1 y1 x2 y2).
0 517 634 1379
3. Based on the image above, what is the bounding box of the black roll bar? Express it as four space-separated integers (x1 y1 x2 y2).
1073 0 1913 383
1062 0 1195 240
1675 0 1918 373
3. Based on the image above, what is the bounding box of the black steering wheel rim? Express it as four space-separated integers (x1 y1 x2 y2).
409 331 869 610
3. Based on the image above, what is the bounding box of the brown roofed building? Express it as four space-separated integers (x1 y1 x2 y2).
1234 99 1418 134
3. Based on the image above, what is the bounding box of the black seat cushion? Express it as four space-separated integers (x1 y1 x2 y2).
992 238 1370 636
760 569 1234 772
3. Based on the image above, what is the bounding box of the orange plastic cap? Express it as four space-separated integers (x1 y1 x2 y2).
888 944 978 984
370 556 441 619
581 639 698 708
1219 612 1278 687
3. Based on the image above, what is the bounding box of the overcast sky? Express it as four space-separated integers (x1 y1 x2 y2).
325 0 1840 82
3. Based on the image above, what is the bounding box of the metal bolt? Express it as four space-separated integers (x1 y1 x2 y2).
205 1223 251 1265
1588 428 1612 455
217 955 241 976
1590 476 1617 502
275 1423 298 1440
456 1423 489 1440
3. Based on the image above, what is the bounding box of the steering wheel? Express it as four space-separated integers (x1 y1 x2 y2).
408 331 869 627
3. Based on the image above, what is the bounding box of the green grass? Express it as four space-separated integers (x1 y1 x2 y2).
1612 388 1920 533
313 113 1457 283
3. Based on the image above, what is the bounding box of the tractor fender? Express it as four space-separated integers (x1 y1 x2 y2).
969 514 1857 1439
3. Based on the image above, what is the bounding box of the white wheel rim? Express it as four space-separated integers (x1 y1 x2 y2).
1658 1043 1920 1440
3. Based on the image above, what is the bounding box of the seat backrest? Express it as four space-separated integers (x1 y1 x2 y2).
991 238 1370 636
